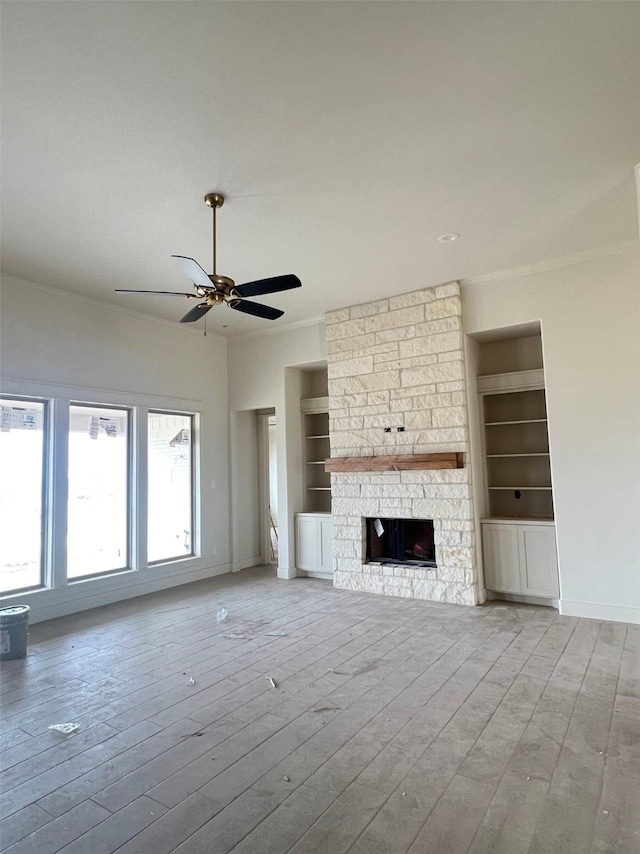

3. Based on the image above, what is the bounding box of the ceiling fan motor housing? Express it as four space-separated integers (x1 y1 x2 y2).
207 273 235 296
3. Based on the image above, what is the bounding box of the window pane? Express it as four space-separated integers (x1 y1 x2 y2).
67 405 129 579
148 412 193 562
0 399 45 593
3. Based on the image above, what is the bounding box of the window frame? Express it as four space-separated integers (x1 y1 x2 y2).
147 409 196 565
0 394 49 595
66 401 132 582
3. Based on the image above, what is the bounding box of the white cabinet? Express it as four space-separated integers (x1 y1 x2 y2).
519 525 559 597
482 520 559 598
482 524 521 594
296 513 333 576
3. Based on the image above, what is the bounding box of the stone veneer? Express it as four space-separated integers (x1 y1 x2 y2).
325 282 477 606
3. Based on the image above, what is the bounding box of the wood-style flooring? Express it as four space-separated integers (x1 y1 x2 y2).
1 567 638 853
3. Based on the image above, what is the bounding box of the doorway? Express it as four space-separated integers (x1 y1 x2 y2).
258 410 278 566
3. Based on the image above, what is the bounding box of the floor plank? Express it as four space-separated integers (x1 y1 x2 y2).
1 567 638 854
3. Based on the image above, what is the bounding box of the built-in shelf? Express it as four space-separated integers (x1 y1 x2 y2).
488 486 553 491
479 373 554 521
486 453 549 458
485 418 547 426
481 517 554 524
303 404 331 512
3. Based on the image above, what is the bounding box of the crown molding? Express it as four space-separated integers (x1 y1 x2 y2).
635 163 640 230
461 239 639 287
0 273 226 340
231 313 325 341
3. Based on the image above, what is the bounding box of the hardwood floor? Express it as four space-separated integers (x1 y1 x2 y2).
1 567 638 853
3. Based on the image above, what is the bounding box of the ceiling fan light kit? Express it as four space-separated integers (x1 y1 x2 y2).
115 192 302 324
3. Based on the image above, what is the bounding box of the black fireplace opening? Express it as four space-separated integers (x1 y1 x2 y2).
366 518 436 568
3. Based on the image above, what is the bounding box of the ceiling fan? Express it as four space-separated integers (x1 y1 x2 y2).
115 193 301 323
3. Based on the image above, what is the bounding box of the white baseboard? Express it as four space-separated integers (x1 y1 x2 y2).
560 599 640 625
1 559 232 624
487 591 559 609
232 555 264 572
297 570 334 581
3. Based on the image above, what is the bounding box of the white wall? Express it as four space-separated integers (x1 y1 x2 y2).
229 409 261 570
0 275 231 620
228 320 326 411
462 244 640 623
228 320 326 578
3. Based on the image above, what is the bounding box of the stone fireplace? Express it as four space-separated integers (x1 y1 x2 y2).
325 282 478 605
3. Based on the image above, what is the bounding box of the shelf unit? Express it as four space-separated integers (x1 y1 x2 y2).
301 398 331 513
479 373 554 520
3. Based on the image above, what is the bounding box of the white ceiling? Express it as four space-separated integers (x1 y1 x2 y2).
2 2 639 336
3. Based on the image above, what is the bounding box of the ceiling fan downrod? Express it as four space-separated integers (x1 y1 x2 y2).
204 192 224 276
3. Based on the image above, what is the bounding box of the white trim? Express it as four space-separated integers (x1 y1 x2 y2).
232 555 263 572
0 274 225 337
297 570 333 581
257 411 273 567
559 599 640 626
0 559 231 624
461 239 638 287
0 376 202 410
131 406 149 571
635 163 640 231
486 591 559 609
476 369 545 393
232 314 325 341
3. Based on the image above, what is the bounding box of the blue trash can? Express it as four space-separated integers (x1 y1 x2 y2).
0 605 30 660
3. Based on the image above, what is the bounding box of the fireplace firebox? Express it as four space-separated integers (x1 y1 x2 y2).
365 518 436 568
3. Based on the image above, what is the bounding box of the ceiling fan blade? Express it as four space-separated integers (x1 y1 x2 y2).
115 289 200 297
232 274 301 299
171 255 214 290
228 298 284 321
180 303 213 324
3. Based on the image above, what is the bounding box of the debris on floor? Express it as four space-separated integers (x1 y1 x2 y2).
283 775 290 782
48 723 79 734
186 675 195 685
223 633 247 639
265 676 277 688
266 628 287 637
352 661 378 676
327 667 347 674
313 705 340 712
216 608 228 622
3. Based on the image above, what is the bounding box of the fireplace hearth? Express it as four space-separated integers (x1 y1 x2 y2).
366 518 436 568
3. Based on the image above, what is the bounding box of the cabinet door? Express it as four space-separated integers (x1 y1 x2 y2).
296 516 319 571
482 524 520 593
318 517 334 574
519 525 559 597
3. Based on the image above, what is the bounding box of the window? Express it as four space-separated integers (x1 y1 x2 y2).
67 404 129 579
148 412 194 563
0 398 46 594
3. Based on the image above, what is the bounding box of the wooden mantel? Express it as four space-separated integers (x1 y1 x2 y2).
324 452 464 473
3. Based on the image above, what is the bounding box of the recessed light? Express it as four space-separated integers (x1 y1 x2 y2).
437 232 460 243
